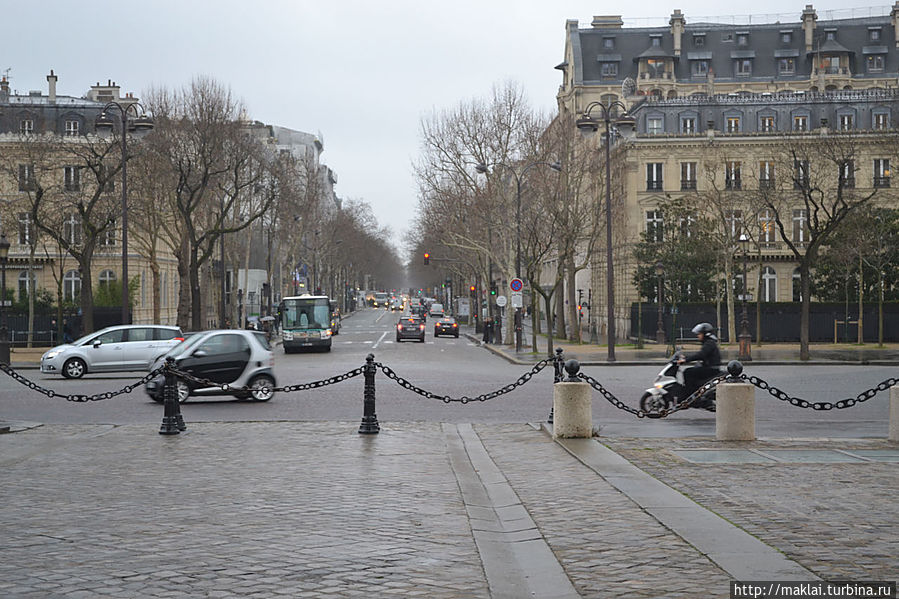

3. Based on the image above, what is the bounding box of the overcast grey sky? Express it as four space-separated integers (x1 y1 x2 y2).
7 1 888 254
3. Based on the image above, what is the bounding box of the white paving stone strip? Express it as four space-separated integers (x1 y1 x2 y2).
443 422 581 599
553 433 819 581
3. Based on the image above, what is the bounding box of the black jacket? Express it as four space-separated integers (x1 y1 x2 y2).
683 336 721 367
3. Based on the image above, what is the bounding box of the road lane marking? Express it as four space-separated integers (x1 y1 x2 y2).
372 331 388 349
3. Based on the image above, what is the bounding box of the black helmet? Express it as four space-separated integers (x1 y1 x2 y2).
691 322 714 335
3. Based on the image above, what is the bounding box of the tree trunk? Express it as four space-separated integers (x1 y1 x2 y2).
544 292 554 357
857 254 863 345
799 263 811 361
566 265 579 343
79 259 94 334
554 284 565 339
176 236 191 329
150 258 161 325
725 253 736 344
756 257 763 346
189 246 203 332
27 245 36 348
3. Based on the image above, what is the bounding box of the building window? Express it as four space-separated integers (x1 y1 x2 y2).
18 164 36 191
693 35 705 47
650 35 662 47
64 166 80 192
792 209 808 243
603 37 615 49
681 117 696 133
726 210 743 239
64 270 82 302
792 268 802 302
646 59 665 78
725 161 742 189
645 210 663 242
101 218 116 246
778 58 796 74
646 163 663 190
794 160 810 189
736 59 752 76
759 209 776 244
874 112 889 130
781 32 793 44
825 30 836 41
17 213 33 245
647 117 663 135
64 213 82 246
820 55 840 74
18 271 36 299
761 266 777 302
870 28 882 41
736 33 749 46
838 114 854 130
681 162 697 190
874 158 890 187
691 60 709 77
793 115 808 131
65 120 80 136
759 116 775 132
867 55 885 73
600 62 618 79
840 160 855 188
759 161 775 189
20 119 34 135
726 116 741 133
98 269 117 290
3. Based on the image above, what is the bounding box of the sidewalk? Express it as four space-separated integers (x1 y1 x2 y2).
463 326 899 365
1 421 895 597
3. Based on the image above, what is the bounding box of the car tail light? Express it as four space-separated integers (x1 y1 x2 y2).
452 323 457 327
173 337 184 342
397 324 402 330
419 324 425 330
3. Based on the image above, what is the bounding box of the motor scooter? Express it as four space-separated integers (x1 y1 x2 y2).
639 352 722 413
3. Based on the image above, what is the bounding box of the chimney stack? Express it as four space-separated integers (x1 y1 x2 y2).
0 76 9 102
47 69 57 104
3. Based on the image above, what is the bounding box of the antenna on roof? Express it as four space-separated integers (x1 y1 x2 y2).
2 68 11 80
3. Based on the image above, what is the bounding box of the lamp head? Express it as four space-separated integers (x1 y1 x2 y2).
0 233 9 261
654 261 664 276
95 112 115 138
576 116 599 139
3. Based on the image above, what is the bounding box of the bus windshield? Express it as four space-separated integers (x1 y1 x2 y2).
281 296 331 330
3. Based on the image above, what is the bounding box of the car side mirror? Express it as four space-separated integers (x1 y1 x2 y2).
92 340 102 348
192 349 208 358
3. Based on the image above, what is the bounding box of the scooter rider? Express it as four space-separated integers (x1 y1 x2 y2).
677 323 721 401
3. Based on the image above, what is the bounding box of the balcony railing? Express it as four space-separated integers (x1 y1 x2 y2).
646 181 664 191
681 179 697 190
874 176 891 188
725 179 742 190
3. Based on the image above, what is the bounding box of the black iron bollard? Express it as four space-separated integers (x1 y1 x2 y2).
726 360 744 382
159 358 180 435
564 359 581 382
358 353 380 435
549 348 564 423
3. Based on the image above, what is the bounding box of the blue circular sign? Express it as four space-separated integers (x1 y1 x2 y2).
510 278 523 292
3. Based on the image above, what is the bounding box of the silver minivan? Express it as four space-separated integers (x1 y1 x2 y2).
40 325 184 378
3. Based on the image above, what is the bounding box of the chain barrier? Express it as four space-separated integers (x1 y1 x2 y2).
164 363 364 395
0 362 164 402
374 358 553 403
739 373 899 410
576 370 727 419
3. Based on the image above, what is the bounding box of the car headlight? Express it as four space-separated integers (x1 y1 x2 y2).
283 332 293 341
44 350 61 360
320 330 331 339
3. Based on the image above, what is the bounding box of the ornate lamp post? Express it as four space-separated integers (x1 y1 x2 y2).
475 160 561 353
0 233 9 364
576 101 635 362
738 233 753 361
95 102 154 326
655 261 665 344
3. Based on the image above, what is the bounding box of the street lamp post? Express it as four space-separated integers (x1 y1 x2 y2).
655 261 665 345
0 233 10 364
738 233 753 361
475 160 561 353
95 103 154 326
576 101 635 362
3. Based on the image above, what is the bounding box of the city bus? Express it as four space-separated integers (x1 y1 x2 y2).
279 295 332 353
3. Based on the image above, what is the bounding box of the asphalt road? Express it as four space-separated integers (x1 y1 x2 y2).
1 307 894 438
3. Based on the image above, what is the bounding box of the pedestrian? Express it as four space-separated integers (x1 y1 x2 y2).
63 320 73 344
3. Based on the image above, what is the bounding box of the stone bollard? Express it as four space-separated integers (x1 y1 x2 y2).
890 386 899 443
552 360 592 439
716 361 755 441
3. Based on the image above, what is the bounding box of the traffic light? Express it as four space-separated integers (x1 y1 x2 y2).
490 283 497 296
469 285 476 296
423 252 430 265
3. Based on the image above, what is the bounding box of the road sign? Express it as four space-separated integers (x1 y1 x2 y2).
495 295 507 308
509 278 524 292
510 294 523 308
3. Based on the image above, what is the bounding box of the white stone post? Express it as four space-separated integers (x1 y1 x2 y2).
716 381 756 441
889 386 899 443
553 382 592 439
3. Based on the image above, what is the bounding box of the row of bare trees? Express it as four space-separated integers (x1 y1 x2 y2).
2 76 402 338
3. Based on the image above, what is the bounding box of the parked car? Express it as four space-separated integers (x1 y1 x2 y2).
434 315 460 338
145 329 276 403
40 325 184 379
395 315 426 343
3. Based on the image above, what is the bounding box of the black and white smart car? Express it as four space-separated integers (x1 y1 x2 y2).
145 329 276 403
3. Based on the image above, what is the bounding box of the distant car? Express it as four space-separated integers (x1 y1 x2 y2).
145 329 276 403
396 315 426 343
429 303 445 317
434 315 459 338
40 324 184 379
373 292 389 308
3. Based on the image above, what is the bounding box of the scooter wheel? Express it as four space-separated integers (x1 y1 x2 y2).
639 391 669 413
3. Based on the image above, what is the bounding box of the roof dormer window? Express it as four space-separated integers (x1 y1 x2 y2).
869 27 882 41
736 31 749 46
693 33 705 47
650 34 662 47
603 36 615 49
780 30 793 44
825 29 837 41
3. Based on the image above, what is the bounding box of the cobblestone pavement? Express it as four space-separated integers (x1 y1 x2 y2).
603 437 899 583
477 425 731 599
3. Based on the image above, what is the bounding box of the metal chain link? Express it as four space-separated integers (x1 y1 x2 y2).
0 362 164 402
740 374 898 410
375 358 552 403
577 371 726 419
165 364 364 395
